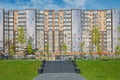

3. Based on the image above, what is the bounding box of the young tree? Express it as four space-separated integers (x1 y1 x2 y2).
118 26 120 32
17 27 26 51
8 43 15 59
115 26 120 55
117 26 120 41
61 43 68 55
118 26 120 43
27 37 33 54
39 50 45 60
45 44 49 60
115 44 120 55
80 42 85 54
27 42 33 54
92 26 100 53
4 39 16 56
97 46 101 54
61 43 68 60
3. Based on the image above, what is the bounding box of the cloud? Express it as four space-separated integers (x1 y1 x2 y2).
0 0 87 9
27 0 61 9
0 2 18 10
29 0 87 9
63 0 87 9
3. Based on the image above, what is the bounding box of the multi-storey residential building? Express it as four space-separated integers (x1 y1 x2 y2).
36 10 72 52
0 8 120 53
81 10 112 52
0 9 4 51
72 9 82 52
112 9 120 52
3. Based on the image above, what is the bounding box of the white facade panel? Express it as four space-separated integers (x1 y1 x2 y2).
72 10 82 52
0 9 4 50
26 9 36 49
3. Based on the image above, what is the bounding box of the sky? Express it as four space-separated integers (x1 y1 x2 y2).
0 0 120 10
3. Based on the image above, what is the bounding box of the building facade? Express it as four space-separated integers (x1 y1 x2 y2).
81 10 112 52
0 8 120 53
112 9 120 52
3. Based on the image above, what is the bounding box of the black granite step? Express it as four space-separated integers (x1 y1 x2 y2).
43 61 75 73
35 61 85 80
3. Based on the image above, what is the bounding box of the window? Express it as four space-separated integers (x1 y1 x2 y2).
60 16 62 19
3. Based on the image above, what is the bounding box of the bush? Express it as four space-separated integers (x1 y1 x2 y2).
113 55 120 60
100 55 114 61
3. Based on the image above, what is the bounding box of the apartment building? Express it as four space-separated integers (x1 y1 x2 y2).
36 10 72 52
112 9 120 52
0 8 120 53
0 9 4 51
81 10 112 52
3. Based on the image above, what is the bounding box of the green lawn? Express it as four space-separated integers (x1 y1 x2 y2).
76 60 120 80
0 60 41 80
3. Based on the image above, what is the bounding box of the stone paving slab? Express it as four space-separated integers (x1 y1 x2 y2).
34 73 85 80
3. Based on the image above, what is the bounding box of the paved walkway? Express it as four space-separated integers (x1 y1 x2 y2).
34 61 85 80
34 73 85 80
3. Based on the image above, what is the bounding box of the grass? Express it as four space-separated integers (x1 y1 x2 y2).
0 59 119 80
0 60 41 80
76 60 120 80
